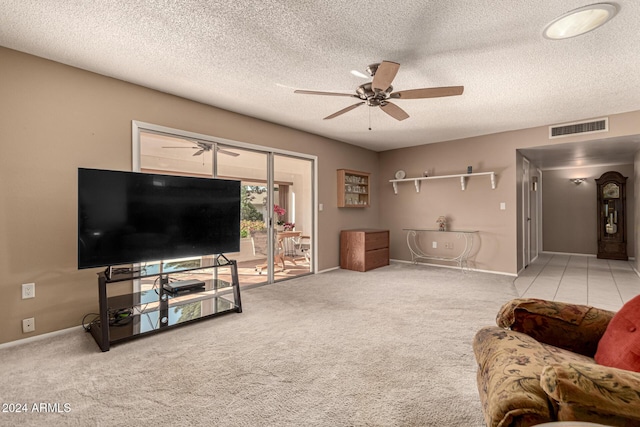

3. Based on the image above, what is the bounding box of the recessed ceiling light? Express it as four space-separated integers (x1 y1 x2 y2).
543 3 619 40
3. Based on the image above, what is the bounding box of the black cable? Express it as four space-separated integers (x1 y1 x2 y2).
81 313 100 331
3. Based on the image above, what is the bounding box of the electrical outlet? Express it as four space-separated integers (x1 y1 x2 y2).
432 241 437 249
22 317 35 333
21 282 35 299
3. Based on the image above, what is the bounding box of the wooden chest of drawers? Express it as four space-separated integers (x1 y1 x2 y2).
340 229 389 272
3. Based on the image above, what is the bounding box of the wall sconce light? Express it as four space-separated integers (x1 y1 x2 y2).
570 178 587 185
532 176 538 192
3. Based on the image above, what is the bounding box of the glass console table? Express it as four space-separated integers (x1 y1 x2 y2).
403 229 478 269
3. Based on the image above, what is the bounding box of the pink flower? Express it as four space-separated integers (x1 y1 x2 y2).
274 205 286 216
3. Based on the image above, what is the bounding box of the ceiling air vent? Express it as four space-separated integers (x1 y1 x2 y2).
549 118 608 139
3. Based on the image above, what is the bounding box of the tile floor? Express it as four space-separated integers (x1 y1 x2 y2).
515 252 640 312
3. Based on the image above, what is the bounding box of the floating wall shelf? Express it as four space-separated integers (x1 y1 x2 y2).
389 172 496 194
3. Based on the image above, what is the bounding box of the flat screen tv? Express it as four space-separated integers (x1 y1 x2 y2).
78 168 241 269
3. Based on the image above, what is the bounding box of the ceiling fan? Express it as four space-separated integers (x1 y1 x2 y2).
294 60 464 121
163 139 240 157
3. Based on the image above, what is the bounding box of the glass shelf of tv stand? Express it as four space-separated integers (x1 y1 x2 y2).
103 255 234 283
104 278 240 344
108 278 234 311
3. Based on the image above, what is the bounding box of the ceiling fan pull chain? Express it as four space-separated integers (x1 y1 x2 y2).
368 107 372 131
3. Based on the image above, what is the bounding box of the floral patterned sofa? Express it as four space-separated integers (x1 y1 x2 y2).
473 298 640 426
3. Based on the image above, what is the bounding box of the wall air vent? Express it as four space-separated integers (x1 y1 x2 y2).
549 118 608 139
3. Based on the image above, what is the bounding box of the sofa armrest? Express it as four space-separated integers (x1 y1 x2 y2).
541 362 640 423
497 298 615 356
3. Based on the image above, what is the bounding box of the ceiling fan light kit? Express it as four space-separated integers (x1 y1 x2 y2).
294 60 464 122
350 69 369 79
543 3 619 40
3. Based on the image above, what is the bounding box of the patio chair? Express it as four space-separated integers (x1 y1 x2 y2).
293 235 311 264
250 230 284 274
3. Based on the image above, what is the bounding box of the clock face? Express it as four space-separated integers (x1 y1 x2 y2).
603 183 620 199
394 170 406 179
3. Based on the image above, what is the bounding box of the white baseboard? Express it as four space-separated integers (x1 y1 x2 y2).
542 251 636 262
541 251 597 257
317 266 340 274
390 259 517 277
540 251 639 278
0 325 83 351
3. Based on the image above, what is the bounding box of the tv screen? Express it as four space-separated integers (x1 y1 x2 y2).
78 168 240 269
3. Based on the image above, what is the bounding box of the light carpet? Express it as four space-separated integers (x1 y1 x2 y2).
0 263 518 426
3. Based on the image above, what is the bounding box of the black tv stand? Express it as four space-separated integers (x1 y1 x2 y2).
89 257 242 351
104 266 144 281
215 253 231 265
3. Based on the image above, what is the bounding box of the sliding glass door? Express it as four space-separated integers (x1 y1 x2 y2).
135 123 315 287
273 154 314 277
215 145 272 286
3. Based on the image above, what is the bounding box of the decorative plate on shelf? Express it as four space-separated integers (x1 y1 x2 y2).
394 170 406 179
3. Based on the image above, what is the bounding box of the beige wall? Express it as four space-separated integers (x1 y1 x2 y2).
0 47 380 344
542 164 635 256
3 45 640 345
379 134 519 274
378 112 640 275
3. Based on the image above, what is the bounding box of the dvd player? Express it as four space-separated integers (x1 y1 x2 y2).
163 279 206 293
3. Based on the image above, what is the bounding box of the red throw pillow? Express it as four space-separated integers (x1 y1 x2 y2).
595 294 640 372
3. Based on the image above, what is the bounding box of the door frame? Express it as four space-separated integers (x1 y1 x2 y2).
520 157 542 269
522 158 531 267
131 120 318 282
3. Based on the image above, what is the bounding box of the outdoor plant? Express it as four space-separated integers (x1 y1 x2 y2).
240 220 266 238
274 204 286 225
241 186 264 222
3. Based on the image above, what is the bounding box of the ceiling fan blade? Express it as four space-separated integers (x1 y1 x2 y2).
324 102 365 120
380 102 410 121
372 60 400 92
193 149 205 156
390 86 464 100
294 89 357 98
162 146 198 149
217 148 240 157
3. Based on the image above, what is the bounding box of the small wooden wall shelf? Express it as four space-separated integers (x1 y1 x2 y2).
338 169 370 208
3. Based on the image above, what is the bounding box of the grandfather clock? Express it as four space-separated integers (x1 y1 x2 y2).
596 171 628 260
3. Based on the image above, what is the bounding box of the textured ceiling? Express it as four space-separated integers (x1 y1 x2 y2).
2 1 640 155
